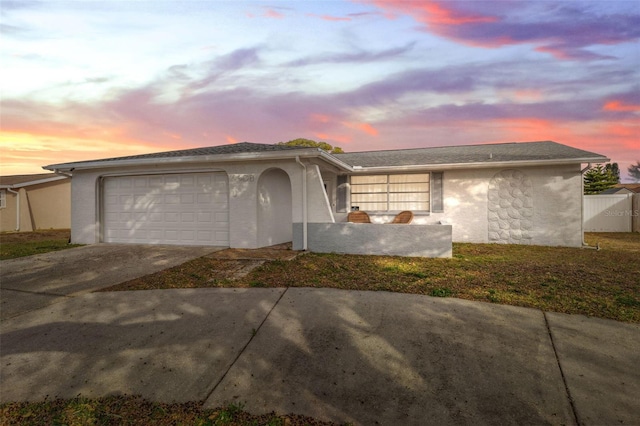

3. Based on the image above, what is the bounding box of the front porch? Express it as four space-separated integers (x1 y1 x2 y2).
293 222 452 258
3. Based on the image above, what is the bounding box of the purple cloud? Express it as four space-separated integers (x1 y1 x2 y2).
364 1 640 61
283 42 416 66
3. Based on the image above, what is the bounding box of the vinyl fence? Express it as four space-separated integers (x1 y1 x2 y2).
584 193 639 232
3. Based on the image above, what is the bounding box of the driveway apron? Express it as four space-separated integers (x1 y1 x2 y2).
0 244 224 320
1 286 638 425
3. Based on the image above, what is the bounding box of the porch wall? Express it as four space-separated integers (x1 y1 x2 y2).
293 223 452 258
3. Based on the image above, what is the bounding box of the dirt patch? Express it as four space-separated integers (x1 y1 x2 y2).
208 242 300 261
101 244 302 291
0 229 70 243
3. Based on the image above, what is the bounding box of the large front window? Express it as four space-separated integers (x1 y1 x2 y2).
351 174 430 211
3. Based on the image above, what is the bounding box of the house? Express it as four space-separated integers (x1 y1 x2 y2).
599 184 640 194
0 173 71 232
43 141 608 257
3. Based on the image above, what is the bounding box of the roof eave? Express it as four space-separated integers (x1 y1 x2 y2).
349 156 610 173
0 175 69 188
43 148 348 172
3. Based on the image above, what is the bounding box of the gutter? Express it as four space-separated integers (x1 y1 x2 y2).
296 156 308 250
347 156 611 174
580 163 599 250
6 188 20 231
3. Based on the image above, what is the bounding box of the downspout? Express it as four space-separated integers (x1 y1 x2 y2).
295 156 308 250
6 188 20 231
581 163 599 250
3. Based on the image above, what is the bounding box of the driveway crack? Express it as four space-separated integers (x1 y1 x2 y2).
544 311 581 426
1 287 67 297
204 287 289 402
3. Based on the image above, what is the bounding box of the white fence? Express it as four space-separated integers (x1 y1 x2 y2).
584 193 639 232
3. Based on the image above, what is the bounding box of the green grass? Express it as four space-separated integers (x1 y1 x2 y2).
107 233 640 323
0 230 81 260
0 395 337 426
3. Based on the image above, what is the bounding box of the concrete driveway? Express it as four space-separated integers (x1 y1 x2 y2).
0 244 224 320
1 287 638 425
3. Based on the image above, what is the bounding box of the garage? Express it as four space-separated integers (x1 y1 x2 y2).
102 173 229 246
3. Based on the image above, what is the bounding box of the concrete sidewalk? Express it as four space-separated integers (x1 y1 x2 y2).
1 288 638 425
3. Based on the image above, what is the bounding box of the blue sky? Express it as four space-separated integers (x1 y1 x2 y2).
1 0 639 180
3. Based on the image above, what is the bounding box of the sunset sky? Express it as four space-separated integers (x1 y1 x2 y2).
1 0 639 181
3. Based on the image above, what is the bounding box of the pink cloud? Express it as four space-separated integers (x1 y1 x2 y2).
265 9 285 19
603 100 640 113
343 121 379 136
306 13 351 22
362 0 640 60
314 132 352 144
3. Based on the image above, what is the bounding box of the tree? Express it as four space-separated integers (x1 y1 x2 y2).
277 138 344 154
628 161 640 182
605 163 620 183
583 164 618 194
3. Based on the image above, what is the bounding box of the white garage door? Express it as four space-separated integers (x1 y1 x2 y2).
103 173 229 246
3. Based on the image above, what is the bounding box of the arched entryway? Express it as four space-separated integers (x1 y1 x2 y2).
257 168 292 247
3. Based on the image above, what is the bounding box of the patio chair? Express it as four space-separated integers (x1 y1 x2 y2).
347 211 371 223
390 210 414 224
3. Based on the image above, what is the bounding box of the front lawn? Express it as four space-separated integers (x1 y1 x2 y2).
0 230 81 260
106 232 640 323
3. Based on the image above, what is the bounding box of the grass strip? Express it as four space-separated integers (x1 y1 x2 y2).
104 233 640 323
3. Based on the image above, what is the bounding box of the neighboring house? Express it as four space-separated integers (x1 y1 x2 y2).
43 141 608 257
0 173 71 232
599 184 640 194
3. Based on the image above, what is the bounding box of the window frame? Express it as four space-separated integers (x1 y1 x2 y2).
349 172 442 213
0 189 6 209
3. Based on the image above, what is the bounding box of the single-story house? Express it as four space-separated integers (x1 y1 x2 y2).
43 140 608 257
0 173 71 232
599 184 640 194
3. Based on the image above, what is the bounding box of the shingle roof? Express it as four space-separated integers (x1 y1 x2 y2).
611 183 640 193
0 173 67 187
334 141 607 167
44 140 608 172
57 142 312 166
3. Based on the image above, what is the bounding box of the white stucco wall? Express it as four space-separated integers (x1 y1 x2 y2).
68 158 333 249
424 165 583 247
68 159 583 249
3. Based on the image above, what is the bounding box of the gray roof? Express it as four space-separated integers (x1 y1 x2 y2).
335 141 607 167
44 140 608 172
58 142 311 166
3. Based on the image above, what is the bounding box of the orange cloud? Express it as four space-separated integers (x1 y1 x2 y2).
307 13 351 22
603 100 640 112
310 113 331 123
265 9 285 19
309 113 379 136
419 1 497 25
367 0 496 26
315 133 352 144
343 121 379 136
226 135 238 144
512 89 543 102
